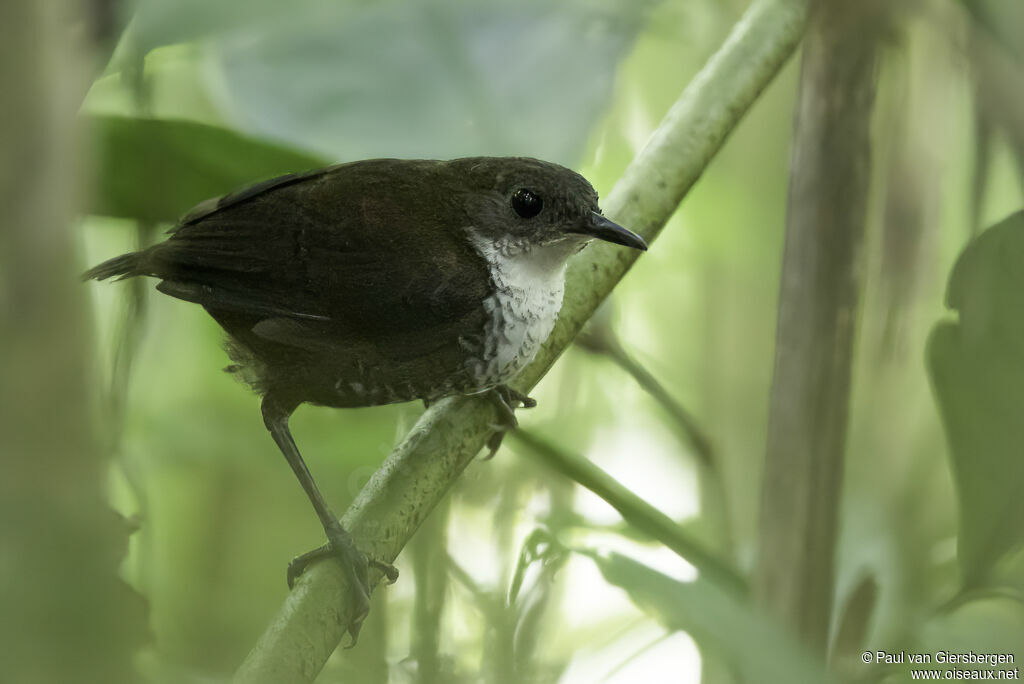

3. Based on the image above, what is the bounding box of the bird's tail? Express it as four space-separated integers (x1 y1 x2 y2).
81 252 144 281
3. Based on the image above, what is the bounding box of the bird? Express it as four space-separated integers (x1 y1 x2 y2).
84 156 647 640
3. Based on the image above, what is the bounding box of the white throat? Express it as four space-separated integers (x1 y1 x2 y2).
467 237 576 387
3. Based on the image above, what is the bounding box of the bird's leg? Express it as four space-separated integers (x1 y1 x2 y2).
286 544 399 590
260 396 397 644
483 384 537 458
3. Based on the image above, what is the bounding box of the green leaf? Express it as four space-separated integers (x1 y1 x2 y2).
211 0 650 163
927 210 1024 584
922 596 1024 665
126 0 341 54
586 551 833 683
87 115 327 223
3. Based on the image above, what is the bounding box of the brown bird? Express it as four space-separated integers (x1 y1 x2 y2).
84 156 646 638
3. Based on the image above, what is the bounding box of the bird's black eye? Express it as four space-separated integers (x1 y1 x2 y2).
511 188 543 219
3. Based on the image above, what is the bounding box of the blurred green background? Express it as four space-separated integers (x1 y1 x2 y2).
4 0 1024 682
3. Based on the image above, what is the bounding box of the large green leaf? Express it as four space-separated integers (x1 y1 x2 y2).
125 0 364 54
87 115 327 223
104 0 650 201
587 551 833 683
927 210 1024 585
210 0 651 164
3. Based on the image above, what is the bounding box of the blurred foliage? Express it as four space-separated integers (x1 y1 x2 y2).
89 115 326 223
29 0 1022 680
587 551 832 683
928 211 1024 585
117 0 656 164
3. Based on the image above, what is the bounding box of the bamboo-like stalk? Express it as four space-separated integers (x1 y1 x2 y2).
753 0 881 657
1 1 147 681
511 430 745 596
234 1 809 680
409 498 450 684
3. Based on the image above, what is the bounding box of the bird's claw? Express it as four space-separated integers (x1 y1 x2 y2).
482 385 536 458
286 524 398 646
371 558 400 584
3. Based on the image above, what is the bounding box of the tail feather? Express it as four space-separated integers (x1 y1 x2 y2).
81 252 144 282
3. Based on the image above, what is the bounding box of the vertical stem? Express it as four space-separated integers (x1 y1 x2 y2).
512 476 572 678
753 0 881 656
485 466 526 684
0 0 146 680
410 498 450 684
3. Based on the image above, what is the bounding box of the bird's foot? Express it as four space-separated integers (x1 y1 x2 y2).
483 385 537 459
287 521 398 645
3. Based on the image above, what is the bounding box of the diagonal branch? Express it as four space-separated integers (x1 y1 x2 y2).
510 429 746 596
233 1 809 681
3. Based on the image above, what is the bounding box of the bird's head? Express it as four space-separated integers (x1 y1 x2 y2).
450 157 647 260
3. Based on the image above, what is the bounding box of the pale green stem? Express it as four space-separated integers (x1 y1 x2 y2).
511 429 745 596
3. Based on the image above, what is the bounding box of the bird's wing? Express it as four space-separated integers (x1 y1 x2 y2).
177 166 332 227
144 161 492 360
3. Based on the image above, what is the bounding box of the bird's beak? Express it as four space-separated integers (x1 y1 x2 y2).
571 212 648 251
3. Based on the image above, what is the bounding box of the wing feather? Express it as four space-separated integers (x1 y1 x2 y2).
142 160 491 360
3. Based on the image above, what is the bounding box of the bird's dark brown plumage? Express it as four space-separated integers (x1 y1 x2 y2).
83 156 646 643
91 159 504 411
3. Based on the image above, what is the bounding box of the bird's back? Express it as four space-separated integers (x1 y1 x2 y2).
93 160 497 409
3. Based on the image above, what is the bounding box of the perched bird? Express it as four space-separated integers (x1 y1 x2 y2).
84 156 646 637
